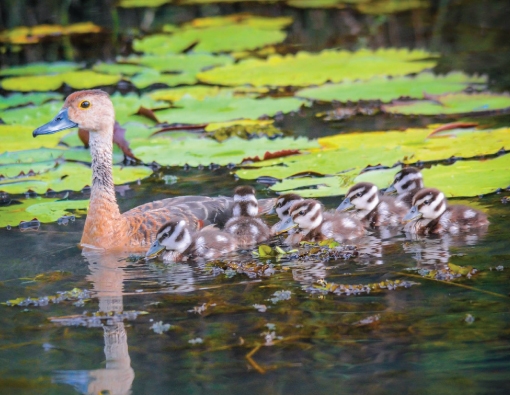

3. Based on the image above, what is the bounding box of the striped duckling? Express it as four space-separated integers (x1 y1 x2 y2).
280 199 365 245
403 188 489 235
224 186 271 246
385 167 424 208
337 182 407 227
146 219 237 263
271 193 304 234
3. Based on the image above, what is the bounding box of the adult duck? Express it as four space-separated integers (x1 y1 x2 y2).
33 89 273 252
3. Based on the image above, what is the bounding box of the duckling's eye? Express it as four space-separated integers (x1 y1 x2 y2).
162 232 169 238
424 200 430 205
356 192 362 197
79 100 91 109
276 202 282 208
299 210 306 216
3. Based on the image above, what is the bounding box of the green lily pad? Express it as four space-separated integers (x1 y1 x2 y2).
0 22 101 45
130 69 197 89
382 93 510 115
1 70 121 92
131 135 319 167
0 162 153 194
296 72 486 103
198 48 436 87
92 62 148 76
287 0 354 8
0 198 89 228
0 62 80 76
0 92 63 110
0 124 62 152
127 53 234 72
154 95 304 124
357 0 429 14
117 0 169 7
0 101 63 126
0 160 57 178
110 93 168 124
182 14 293 30
148 85 267 102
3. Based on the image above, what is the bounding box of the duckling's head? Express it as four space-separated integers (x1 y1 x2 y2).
288 199 323 231
337 182 379 213
386 167 423 195
33 89 115 138
274 193 303 220
146 219 192 258
403 188 446 222
232 185 258 217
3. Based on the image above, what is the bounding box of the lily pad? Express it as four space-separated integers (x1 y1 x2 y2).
0 102 63 126
0 198 89 228
382 93 510 115
0 22 101 45
296 72 486 103
0 124 62 152
0 92 63 110
288 0 354 8
0 62 80 77
92 63 148 76
110 93 168 124
1 70 121 92
0 147 124 165
117 0 170 7
0 162 153 194
148 85 266 102
154 95 304 124
357 0 429 14
0 160 57 179
131 134 319 167
182 14 293 30
198 48 436 87
134 25 287 54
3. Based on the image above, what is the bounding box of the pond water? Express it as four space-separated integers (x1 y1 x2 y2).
1 1 510 394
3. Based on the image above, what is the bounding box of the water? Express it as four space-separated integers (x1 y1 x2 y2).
1 1 510 394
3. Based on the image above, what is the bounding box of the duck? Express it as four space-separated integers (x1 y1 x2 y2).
32 89 274 252
385 166 424 208
403 188 489 235
224 185 271 247
281 199 365 245
146 219 237 262
337 182 407 227
270 193 303 234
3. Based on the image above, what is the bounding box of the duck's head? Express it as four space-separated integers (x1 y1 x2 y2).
33 89 115 138
232 185 258 217
337 182 379 213
403 188 446 223
386 167 423 195
273 193 303 220
277 199 323 233
146 219 192 258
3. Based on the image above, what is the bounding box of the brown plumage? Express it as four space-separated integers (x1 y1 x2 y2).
33 90 274 252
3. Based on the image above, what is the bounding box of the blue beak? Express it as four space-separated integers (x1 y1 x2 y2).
385 184 397 195
337 197 354 212
274 216 298 234
403 206 422 223
146 240 165 259
33 108 78 137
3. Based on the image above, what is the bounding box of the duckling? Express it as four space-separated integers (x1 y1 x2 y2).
403 188 489 235
271 193 303 234
337 182 407 227
146 220 237 263
282 199 365 245
224 186 271 247
385 167 424 208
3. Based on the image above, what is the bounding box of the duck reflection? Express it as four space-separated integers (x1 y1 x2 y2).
402 227 488 267
52 250 135 395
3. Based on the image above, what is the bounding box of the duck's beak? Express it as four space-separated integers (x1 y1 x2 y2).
33 108 78 137
268 206 276 215
274 216 298 234
146 240 165 259
402 206 422 223
385 184 397 195
337 197 354 212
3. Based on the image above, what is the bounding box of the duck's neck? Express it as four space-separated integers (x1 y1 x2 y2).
81 129 124 248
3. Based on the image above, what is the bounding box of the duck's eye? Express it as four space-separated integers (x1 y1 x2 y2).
357 192 362 197
299 210 306 216
276 202 282 208
79 100 91 109
424 200 430 205
162 232 169 238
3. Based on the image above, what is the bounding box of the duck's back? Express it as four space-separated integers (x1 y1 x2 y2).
187 230 237 259
320 212 365 242
435 205 489 234
225 217 270 247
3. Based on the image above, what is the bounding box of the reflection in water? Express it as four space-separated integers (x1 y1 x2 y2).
53 250 135 395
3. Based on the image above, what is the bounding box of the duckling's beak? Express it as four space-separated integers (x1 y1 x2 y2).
268 206 276 215
274 216 298 234
337 197 354 212
402 206 422 223
146 240 165 259
385 184 397 195
33 108 78 137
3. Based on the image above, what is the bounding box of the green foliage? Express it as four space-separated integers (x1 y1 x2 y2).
0 62 80 76
0 92 62 110
154 95 304 124
382 93 510 115
297 72 485 103
198 48 436 87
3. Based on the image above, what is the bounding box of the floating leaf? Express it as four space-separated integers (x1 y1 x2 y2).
0 160 57 178
111 93 168 124
155 95 304 124
148 85 266 102
182 14 292 30
1 70 121 92
198 48 436 87
0 101 63 126
0 92 63 110
117 0 169 7
131 135 319 167
0 124 62 152
0 22 101 44
0 162 152 194
296 72 486 103
0 198 88 228
382 93 510 115
205 119 281 141
357 0 429 14
92 62 148 76
0 62 80 77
